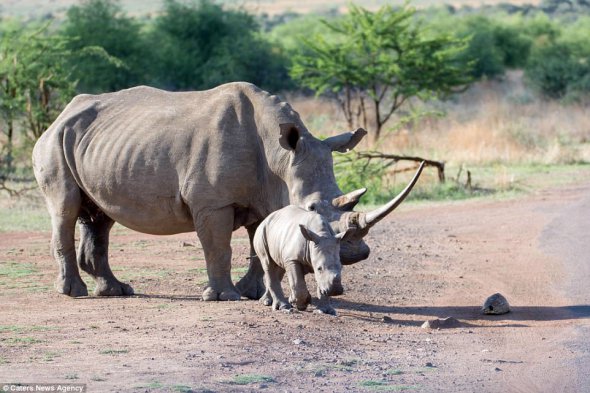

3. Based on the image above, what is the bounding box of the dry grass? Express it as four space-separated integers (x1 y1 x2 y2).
289 71 590 167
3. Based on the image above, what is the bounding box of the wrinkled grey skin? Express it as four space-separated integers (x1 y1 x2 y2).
32 82 372 300
254 205 348 315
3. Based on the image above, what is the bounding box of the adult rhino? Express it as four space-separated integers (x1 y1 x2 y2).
32 82 422 300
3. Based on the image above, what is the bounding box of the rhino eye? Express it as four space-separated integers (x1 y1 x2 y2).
307 203 316 211
317 266 323 272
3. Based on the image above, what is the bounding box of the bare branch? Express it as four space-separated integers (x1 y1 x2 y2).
356 151 446 182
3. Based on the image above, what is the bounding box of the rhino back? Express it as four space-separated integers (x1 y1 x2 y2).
34 83 303 234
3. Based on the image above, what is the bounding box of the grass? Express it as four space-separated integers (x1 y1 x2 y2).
135 382 204 392
171 385 193 393
43 351 60 362
140 381 165 389
99 348 129 355
358 380 420 391
2 337 44 346
0 262 38 279
0 325 54 333
0 262 50 293
0 194 49 232
223 374 276 385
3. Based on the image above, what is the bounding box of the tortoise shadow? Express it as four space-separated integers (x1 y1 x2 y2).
332 299 590 327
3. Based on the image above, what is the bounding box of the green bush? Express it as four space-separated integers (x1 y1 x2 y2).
459 16 506 78
525 18 590 100
148 0 291 91
62 0 149 93
426 12 556 80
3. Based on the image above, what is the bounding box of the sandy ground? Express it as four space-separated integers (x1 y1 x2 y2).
1 177 589 392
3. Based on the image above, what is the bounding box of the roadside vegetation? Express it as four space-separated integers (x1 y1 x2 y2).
1 0 589 203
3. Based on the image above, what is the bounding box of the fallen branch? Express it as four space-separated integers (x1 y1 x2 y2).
355 151 446 182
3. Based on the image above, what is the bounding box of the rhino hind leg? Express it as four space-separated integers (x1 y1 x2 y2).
195 206 241 301
260 269 284 307
77 198 134 296
263 263 291 311
40 179 88 297
236 224 267 300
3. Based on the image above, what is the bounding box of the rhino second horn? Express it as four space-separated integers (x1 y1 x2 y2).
362 161 426 228
332 188 367 211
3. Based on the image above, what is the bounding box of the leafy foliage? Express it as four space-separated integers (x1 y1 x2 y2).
62 0 148 93
524 17 590 100
148 0 291 91
0 20 75 179
291 4 472 141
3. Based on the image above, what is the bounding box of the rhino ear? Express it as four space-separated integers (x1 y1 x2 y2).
299 224 321 244
279 123 301 151
323 128 367 153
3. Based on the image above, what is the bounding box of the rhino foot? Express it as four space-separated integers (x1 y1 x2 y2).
94 279 134 296
259 290 273 306
55 276 88 297
202 286 241 301
289 292 312 311
236 273 266 300
273 301 292 311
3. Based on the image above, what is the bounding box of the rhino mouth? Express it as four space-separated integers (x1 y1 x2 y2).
318 279 344 297
340 241 370 265
328 281 344 296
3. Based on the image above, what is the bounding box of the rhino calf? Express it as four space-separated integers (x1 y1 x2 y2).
254 205 350 315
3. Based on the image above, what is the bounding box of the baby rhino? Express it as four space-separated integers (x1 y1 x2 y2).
254 205 350 315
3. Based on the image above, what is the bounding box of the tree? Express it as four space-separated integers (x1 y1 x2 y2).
291 4 471 142
0 20 75 172
62 0 147 93
149 0 291 91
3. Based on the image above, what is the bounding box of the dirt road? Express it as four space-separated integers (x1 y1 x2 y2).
1 177 589 392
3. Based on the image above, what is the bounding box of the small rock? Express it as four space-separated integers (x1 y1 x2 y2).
494 367 502 372
425 362 434 367
421 317 462 329
382 316 393 323
293 338 304 345
482 293 510 315
180 241 194 247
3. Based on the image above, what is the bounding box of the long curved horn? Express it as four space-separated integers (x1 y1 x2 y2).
362 161 425 228
332 188 367 211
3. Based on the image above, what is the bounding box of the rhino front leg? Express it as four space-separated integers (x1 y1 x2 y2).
285 262 311 311
236 223 266 300
195 207 240 301
77 209 133 296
